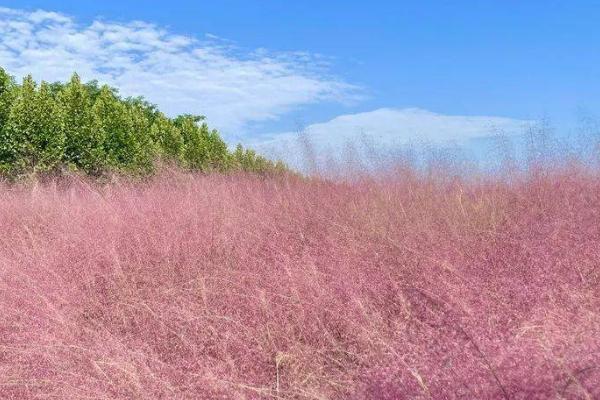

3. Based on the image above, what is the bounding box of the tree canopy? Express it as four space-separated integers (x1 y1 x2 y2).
0 67 288 178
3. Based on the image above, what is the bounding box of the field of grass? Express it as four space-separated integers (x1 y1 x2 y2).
0 166 599 399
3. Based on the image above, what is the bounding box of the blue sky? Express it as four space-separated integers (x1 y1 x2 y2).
1 1 599 164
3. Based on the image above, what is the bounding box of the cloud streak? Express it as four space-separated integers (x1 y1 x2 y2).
0 7 358 136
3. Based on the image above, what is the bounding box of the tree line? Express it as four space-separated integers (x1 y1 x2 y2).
0 67 288 177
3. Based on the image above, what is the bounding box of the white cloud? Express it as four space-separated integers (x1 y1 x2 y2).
253 108 530 169
0 7 358 136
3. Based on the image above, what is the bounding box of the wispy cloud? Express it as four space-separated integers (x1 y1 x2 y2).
0 7 358 136
253 108 531 168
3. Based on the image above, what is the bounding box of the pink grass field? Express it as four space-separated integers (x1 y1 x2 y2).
0 168 599 399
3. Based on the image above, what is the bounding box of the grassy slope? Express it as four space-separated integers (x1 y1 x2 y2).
0 168 599 399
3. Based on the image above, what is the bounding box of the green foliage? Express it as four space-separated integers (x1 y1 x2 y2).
175 115 230 172
176 114 210 170
90 86 155 173
92 86 133 171
0 68 15 128
1 76 64 174
58 73 105 174
0 68 291 178
232 143 288 174
0 68 16 173
151 113 184 161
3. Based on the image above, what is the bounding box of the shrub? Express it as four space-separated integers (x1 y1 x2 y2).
0 167 598 398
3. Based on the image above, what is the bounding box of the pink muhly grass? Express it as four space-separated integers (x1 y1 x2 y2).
0 167 599 399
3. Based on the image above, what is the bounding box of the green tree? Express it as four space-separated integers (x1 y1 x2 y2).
0 67 290 177
58 73 105 174
126 102 155 173
0 68 15 130
31 82 65 172
151 113 184 161
204 126 229 171
1 77 64 174
0 68 17 172
176 115 210 170
0 75 37 173
92 85 130 169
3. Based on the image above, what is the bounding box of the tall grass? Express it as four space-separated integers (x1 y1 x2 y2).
0 165 599 398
